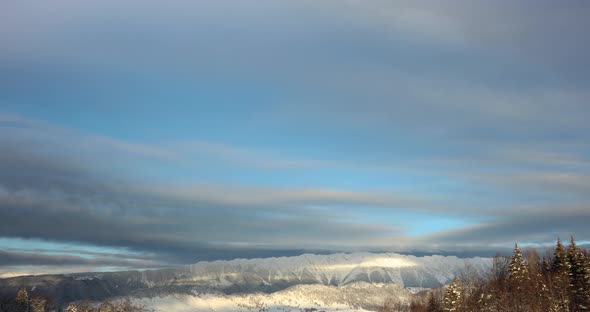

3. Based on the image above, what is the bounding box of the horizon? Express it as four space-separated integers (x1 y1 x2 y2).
1 1 590 278
3 242 587 279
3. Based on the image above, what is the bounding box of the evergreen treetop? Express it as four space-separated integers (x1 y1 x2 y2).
442 277 462 312
568 236 590 311
553 238 571 276
508 243 529 288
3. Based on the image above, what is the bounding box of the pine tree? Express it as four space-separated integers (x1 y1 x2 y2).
442 277 462 312
553 238 571 312
568 237 590 311
554 238 571 275
527 249 549 312
16 288 29 311
507 244 530 311
508 243 529 288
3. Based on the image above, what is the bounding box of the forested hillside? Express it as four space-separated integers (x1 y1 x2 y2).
399 237 590 312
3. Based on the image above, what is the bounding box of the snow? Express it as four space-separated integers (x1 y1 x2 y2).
55 251 491 310
406 287 428 294
73 276 95 281
180 252 491 289
134 282 412 312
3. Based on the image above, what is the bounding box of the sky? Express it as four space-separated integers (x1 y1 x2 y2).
1 0 590 277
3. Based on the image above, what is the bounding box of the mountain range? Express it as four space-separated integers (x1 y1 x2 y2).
0 252 491 309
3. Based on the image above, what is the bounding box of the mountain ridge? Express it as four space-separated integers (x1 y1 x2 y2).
0 252 491 306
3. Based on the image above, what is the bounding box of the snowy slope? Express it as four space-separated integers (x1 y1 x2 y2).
135 282 414 312
172 252 491 290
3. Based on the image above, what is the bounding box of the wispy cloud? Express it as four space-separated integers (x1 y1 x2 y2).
0 249 165 268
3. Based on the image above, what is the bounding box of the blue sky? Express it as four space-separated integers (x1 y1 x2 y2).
1 0 590 277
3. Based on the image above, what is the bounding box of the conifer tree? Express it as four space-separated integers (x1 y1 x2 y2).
568 237 590 311
553 238 571 312
527 248 549 312
508 243 529 288
541 255 554 296
554 238 571 275
508 244 530 311
442 277 462 312
16 288 29 311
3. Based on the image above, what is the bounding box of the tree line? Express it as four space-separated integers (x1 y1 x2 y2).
388 237 590 312
0 288 144 312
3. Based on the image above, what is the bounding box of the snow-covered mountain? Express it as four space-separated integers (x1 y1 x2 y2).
0 252 491 307
175 252 491 291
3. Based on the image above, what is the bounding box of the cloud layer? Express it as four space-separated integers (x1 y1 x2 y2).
1 1 590 276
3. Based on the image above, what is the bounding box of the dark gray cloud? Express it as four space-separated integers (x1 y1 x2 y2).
0 117 410 264
4 247 159 261
421 207 590 248
0 250 163 268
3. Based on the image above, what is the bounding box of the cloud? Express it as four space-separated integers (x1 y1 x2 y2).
0 267 105 278
2 112 590 269
421 206 590 249
0 182 407 256
3 1 589 90
2 1 590 157
0 250 164 268
4 247 159 261
0 116 415 264
1 1 590 276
